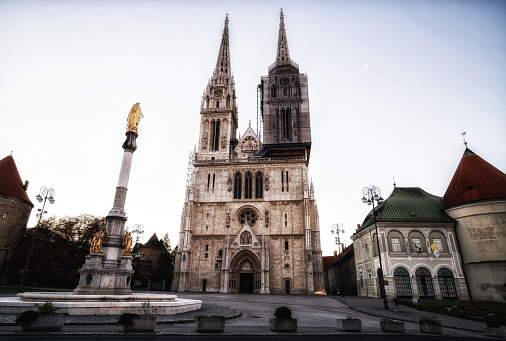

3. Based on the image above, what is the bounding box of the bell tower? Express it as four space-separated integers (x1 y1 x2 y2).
198 14 238 161
259 9 311 160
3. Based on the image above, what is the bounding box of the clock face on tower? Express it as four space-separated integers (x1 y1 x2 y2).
280 77 289 85
214 89 223 98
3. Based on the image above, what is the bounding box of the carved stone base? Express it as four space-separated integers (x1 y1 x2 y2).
73 254 134 295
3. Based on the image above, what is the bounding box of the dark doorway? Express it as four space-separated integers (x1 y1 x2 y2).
239 273 254 293
202 279 207 292
285 279 290 294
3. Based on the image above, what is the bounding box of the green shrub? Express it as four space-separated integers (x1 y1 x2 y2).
419 314 441 324
117 313 140 326
15 302 61 325
274 306 292 319
36 302 60 314
15 310 39 325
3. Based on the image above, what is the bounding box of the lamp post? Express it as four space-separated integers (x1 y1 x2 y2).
362 185 388 310
18 187 55 293
132 224 144 244
331 223 345 297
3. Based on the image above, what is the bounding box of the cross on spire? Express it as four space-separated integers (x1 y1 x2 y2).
461 130 468 148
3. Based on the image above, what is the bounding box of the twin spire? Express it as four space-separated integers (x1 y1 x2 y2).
212 8 292 81
276 8 291 65
212 13 232 85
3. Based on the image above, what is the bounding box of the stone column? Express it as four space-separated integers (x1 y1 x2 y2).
74 131 138 295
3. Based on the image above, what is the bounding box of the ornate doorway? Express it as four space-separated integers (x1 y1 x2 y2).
230 250 260 294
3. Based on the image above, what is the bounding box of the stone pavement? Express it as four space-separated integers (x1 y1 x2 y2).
332 295 488 333
0 292 502 338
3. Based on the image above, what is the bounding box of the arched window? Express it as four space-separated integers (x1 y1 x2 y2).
393 267 412 297
281 108 291 139
255 171 263 198
271 86 276 98
245 172 253 199
415 267 435 298
210 119 221 152
234 172 242 199
240 231 252 245
438 268 457 299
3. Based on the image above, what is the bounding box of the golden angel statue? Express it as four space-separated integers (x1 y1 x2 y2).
90 229 108 253
123 231 133 256
126 102 143 133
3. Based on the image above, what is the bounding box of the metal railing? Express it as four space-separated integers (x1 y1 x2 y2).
268 59 299 72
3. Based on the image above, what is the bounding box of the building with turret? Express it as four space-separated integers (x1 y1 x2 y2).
0 155 33 283
444 148 506 302
172 10 324 294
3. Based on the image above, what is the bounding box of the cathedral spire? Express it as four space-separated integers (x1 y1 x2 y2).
276 8 290 65
212 14 232 84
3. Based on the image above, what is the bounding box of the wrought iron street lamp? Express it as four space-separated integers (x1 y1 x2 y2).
132 224 144 244
18 187 55 292
331 223 345 296
362 185 389 310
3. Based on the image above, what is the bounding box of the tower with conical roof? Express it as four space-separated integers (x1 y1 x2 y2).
173 12 323 295
0 155 33 283
444 147 506 302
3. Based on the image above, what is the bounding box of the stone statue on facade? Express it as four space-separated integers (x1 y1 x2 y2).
122 231 133 256
90 229 107 253
126 102 143 133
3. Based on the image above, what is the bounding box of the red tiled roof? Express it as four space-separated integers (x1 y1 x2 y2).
0 155 32 205
444 148 506 208
322 256 335 270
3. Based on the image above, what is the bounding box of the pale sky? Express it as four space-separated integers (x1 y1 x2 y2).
1 0 505 257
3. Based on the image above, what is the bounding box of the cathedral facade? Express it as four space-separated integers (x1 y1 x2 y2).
172 11 324 294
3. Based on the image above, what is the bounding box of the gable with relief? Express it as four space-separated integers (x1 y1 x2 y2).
231 221 261 249
235 123 261 159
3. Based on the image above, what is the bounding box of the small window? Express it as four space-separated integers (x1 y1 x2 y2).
205 253 208 259
205 244 209 251
285 214 287 227
391 238 401 252
215 263 218 269
207 174 210 189
285 171 289 192
218 250 223 257
212 174 216 191
285 240 289 251
285 264 290 268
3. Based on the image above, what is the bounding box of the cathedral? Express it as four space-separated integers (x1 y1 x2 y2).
172 10 324 294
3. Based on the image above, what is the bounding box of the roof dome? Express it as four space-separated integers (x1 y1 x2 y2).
444 148 506 208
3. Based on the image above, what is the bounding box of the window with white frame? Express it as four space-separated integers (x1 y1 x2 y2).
391 237 401 252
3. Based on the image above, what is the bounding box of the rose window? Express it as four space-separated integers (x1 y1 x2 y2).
239 209 257 226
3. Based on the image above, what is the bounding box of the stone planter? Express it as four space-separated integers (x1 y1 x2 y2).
270 318 298 332
195 317 226 333
484 327 505 338
21 313 66 332
123 316 157 332
419 322 442 334
380 319 405 333
336 318 361 332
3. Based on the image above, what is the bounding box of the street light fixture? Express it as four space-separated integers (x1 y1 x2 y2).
132 224 144 244
18 187 55 292
331 223 345 296
362 185 388 310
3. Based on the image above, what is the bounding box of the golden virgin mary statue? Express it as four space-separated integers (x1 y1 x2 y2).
126 102 143 133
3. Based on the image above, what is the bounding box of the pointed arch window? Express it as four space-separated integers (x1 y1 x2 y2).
271 86 277 98
245 172 253 199
255 171 263 198
234 172 242 199
210 119 221 151
281 108 291 139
